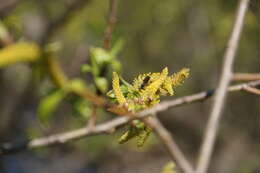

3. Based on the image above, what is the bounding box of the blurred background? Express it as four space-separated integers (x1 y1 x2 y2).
0 0 260 172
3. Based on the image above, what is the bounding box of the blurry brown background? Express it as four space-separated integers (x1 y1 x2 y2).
0 0 260 172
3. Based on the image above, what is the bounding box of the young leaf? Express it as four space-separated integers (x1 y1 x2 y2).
67 79 87 93
90 47 112 65
38 89 67 124
81 64 92 73
94 77 108 93
110 39 124 57
72 98 92 119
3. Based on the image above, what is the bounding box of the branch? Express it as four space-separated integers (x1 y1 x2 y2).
233 73 260 81
1 80 260 154
86 0 119 126
103 0 118 49
144 116 194 173
87 105 98 129
196 1 250 173
243 86 260 95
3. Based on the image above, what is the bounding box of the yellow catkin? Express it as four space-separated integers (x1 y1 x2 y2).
162 76 174 95
0 42 40 67
112 72 126 105
171 68 190 87
141 67 168 98
132 73 151 90
47 56 68 88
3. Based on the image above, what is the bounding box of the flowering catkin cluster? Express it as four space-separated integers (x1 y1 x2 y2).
107 67 189 146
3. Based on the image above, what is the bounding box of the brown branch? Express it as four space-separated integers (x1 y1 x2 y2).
196 1 250 173
87 105 98 129
1 80 260 155
243 86 260 95
87 0 119 124
103 0 118 49
144 116 194 173
233 73 260 81
28 113 128 148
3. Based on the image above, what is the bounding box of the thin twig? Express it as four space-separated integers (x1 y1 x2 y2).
196 1 250 173
1 80 260 154
88 0 118 125
103 0 118 49
233 73 260 81
87 105 98 129
144 116 194 173
243 86 260 95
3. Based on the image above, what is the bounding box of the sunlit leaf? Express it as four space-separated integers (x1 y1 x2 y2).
95 77 108 93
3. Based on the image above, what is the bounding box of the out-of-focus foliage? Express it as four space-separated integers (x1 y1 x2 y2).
160 162 176 173
38 79 87 123
0 42 40 67
81 39 123 93
38 88 67 124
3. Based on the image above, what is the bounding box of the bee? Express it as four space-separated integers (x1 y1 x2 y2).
140 76 150 89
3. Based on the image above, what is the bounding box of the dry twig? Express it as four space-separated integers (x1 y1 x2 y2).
1 80 260 154
233 73 260 81
243 86 260 95
87 0 119 127
103 0 118 49
87 105 98 129
196 0 250 173
144 116 194 173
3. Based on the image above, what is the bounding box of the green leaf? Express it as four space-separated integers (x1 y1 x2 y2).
111 60 122 72
67 79 87 93
90 47 112 65
38 89 67 124
81 64 92 73
94 77 108 93
72 98 92 119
